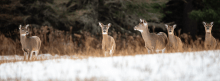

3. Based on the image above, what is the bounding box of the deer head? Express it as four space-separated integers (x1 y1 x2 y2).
203 21 213 33
134 19 148 33
99 22 111 34
19 24 30 36
165 24 176 35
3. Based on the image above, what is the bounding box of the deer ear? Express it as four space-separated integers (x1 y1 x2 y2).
19 25 22 29
165 24 168 29
142 20 148 26
108 23 111 27
203 21 206 25
173 24 177 29
140 19 143 22
99 22 103 27
210 22 214 26
25 24 29 29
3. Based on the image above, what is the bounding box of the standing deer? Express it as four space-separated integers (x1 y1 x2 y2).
165 24 183 51
99 22 116 56
134 19 167 53
203 22 217 49
19 24 41 60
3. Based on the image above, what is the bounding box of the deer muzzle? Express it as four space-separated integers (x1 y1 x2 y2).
134 26 137 30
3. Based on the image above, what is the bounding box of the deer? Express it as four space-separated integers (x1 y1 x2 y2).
99 22 116 56
134 19 168 53
203 21 217 49
19 24 41 60
165 24 183 52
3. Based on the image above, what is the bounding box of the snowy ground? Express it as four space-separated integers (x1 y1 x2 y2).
0 50 220 81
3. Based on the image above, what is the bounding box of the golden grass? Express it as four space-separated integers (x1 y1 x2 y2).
0 26 219 63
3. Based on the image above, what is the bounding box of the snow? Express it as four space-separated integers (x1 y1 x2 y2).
0 50 220 81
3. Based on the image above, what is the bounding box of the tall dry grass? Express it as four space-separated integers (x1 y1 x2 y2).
0 26 219 58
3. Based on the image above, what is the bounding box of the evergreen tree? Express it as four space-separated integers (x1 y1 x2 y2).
190 0 220 24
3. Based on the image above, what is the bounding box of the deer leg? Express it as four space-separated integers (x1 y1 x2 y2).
204 43 207 50
35 51 39 60
148 50 151 54
26 53 29 60
156 48 163 53
23 49 28 60
29 51 33 60
156 50 159 53
145 46 151 54
32 51 36 60
147 48 151 54
27 51 30 60
162 48 166 53
104 51 107 57
149 47 155 54
24 52 27 60
103 48 107 57
109 45 114 56
109 50 113 56
152 50 156 54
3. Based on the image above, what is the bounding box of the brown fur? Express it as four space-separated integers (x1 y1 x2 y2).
19 24 41 60
134 19 167 53
99 22 116 56
165 24 183 51
203 22 217 49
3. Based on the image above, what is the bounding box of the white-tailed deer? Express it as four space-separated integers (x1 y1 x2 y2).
19 24 41 60
99 22 116 56
134 19 167 53
165 24 183 51
203 22 217 49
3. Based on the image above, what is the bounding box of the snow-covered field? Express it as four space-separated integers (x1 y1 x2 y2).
0 50 220 81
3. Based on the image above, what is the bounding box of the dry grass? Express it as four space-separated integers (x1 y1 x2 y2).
0 25 220 63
